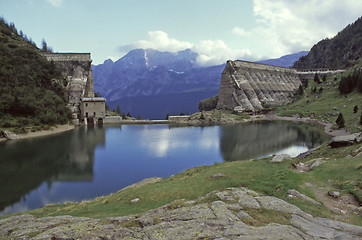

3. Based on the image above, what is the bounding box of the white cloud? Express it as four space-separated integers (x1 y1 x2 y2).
232 0 362 58
193 39 254 66
118 1 362 66
46 0 62 6
119 31 193 56
119 31 254 66
232 27 250 36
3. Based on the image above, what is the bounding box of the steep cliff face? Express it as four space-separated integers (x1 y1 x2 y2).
41 53 95 116
217 61 301 112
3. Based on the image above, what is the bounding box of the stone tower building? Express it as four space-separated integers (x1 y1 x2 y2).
41 52 106 124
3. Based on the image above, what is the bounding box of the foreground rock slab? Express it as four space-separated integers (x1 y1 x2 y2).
329 132 362 148
1 187 361 239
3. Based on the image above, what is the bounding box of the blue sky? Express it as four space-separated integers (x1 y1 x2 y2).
1 0 362 65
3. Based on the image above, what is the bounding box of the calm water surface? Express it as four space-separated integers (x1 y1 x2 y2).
0 122 329 215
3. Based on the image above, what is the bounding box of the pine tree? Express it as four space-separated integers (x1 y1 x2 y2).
314 73 320 84
303 80 308 89
137 114 142 120
357 72 362 93
297 85 304 96
42 39 48 52
116 105 121 115
336 113 345 128
353 105 358 113
41 38 53 52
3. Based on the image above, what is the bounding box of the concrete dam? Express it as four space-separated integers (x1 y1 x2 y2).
40 53 95 117
217 60 301 112
216 60 343 112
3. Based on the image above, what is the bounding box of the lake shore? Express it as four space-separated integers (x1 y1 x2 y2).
168 110 351 137
0 110 351 142
0 124 75 142
18 124 75 139
264 113 350 137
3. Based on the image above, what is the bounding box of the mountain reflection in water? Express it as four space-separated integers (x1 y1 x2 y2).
0 122 329 215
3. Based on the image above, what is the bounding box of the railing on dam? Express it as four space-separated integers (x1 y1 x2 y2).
40 52 92 62
296 69 344 74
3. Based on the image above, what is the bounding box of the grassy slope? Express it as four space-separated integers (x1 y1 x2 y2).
275 61 362 133
6 142 359 226
0 18 71 134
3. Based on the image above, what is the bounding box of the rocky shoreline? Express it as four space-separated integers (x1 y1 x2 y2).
1 186 361 239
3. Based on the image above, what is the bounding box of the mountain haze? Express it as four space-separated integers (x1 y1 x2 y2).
93 49 224 118
93 49 306 119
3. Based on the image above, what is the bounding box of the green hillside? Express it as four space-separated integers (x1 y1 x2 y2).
275 62 362 133
0 18 71 134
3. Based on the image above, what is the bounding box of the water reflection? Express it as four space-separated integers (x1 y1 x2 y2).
220 121 328 161
0 126 105 214
0 122 328 215
139 126 218 158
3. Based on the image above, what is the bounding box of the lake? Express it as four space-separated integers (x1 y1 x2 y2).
0 121 329 215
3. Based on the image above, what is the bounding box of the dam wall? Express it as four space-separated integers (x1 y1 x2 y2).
217 60 301 112
40 52 95 117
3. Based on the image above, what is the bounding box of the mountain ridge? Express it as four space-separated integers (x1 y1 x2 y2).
257 51 309 68
93 49 307 119
293 16 362 69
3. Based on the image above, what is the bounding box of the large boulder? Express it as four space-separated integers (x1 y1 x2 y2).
271 154 291 163
2 131 19 140
328 132 361 148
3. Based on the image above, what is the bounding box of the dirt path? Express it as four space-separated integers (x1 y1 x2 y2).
265 113 351 137
304 182 360 220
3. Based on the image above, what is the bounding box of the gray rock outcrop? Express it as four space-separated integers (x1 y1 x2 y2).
1 187 361 239
329 132 362 148
287 189 321 205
